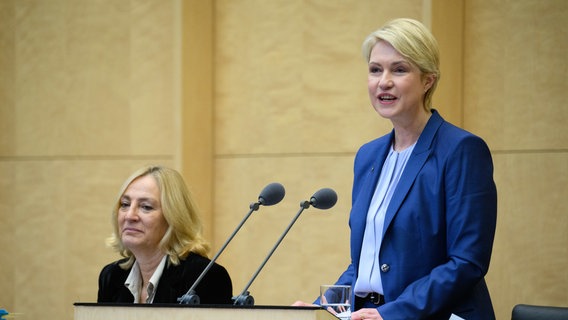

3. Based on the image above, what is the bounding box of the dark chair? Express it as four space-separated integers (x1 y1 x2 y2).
512 304 568 320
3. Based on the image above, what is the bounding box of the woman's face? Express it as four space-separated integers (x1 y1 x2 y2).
118 175 168 255
367 40 433 123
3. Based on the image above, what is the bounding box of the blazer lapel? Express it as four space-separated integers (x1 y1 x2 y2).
382 111 444 236
351 134 393 264
153 260 180 303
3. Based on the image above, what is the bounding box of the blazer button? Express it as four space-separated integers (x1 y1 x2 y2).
380 264 390 272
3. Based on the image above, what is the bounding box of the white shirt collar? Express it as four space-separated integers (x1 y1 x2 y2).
124 255 168 303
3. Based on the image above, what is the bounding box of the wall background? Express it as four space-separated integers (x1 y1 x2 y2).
0 1 566 319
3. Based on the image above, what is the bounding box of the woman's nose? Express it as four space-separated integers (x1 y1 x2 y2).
379 73 393 89
124 206 139 220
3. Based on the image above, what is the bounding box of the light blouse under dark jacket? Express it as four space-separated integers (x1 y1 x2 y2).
98 252 233 304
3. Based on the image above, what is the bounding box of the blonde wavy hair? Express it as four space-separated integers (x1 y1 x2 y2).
362 18 440 111
106 166 210 269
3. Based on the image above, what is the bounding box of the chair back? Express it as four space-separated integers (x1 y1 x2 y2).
512 304 568 320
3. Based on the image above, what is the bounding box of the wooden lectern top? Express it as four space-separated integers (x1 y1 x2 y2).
74 303 340 320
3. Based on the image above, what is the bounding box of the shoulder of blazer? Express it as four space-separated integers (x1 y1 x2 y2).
100 258 130 282
355 131 393 168
98 258 131 302
425 110 487 153
160 252 229 285
358 132 392 155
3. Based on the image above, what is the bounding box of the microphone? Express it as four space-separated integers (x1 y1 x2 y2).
178 182 286 304
232 187 338 306
308 188 338 209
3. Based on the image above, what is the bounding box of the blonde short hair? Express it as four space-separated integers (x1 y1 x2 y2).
106 166 210 269
362 18 440 111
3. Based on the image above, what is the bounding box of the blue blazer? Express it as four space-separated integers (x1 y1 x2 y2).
334 110 497 319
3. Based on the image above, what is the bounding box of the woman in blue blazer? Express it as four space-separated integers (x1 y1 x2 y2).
295 18 497 320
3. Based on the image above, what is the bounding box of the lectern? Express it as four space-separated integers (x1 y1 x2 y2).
74 303 339 320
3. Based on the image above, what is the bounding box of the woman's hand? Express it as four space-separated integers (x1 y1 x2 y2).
292 300 318 307
351 308 383 320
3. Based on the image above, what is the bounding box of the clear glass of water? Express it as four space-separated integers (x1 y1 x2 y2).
320 284 351 320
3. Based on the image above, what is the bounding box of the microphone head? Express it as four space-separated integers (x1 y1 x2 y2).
258 182 285 206
309 188 337 210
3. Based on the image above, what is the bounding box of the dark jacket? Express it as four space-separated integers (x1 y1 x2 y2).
98 252 233 304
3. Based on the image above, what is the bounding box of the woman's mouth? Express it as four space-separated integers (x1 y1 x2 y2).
378 93 397 102
122 227 142 234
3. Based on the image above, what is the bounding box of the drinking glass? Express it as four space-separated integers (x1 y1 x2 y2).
320 285 351 320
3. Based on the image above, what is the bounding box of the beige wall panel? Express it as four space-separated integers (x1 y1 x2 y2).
180 0 215 239
0 163 17 307
0 0 180 319
5 0 175 157
0 1 16 155
463 1 568 315
214 0 423 155
490 153 568 319
430 0 464 126
463 0 568 151
214 156 353 305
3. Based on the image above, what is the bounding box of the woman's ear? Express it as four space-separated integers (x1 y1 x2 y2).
424 73 436 92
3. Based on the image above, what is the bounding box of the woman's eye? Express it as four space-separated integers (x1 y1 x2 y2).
369 66 381 73
141 205 154 212
119 202 130 209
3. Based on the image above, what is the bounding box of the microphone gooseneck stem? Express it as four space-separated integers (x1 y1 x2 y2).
234 200 311 305
179 202 260 304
